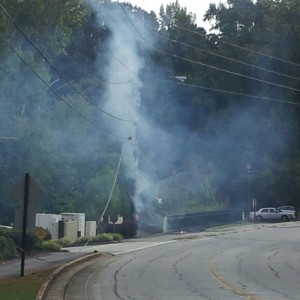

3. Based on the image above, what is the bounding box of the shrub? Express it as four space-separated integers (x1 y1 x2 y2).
0 236 18 259
56 238 72 247
92 233 113 243
3 229 40 252
40 240 62 252
110 233 123 242
54 233 124 248
72 236 90 246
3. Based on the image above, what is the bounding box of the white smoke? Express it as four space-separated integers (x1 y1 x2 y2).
87 1 162 229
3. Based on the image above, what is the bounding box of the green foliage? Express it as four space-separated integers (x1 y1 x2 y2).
57 233 123 247
91 233 114 243
0 236 18 259
109 233 123 242
71 236 90 246
1 0 300 228
56 238 72 247
38 240 62 252
0 0 88 57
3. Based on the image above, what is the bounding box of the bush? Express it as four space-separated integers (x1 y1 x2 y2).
39 240 62 252
72 236 90 246
56 238 72 247
2 229 43 252
92 233 113 243
54 233 124 248
0 236 18 260
110 233 123 242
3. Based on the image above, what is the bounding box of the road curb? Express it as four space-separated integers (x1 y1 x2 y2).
35 251 104 300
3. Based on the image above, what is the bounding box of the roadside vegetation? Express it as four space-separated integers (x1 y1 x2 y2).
0 227 123 300
0 236 18 260
0 269 55 300
0 227 123 260
2 0 300 229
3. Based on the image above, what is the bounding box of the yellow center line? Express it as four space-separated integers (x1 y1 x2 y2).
208 258 264 300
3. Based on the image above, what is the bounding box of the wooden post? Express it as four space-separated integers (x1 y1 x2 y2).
20 173 30 277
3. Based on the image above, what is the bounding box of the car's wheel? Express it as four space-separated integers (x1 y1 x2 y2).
255 215 263 222
281 215 288 221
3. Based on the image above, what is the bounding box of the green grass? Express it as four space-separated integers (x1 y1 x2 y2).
0 232 124 299
0 268 54 300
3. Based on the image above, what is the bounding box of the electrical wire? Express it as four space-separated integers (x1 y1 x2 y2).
80 138 132 250
98 140 127 223
1 36 130 140
154 31 300 83
119 3 300 96
0 3 135 124
173 23 300 68
101 45 137 75
128 0 300 69
156 48 300 93
133 9 300 91
161 78 300 106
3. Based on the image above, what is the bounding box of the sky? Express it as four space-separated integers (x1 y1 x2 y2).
122 0 224 28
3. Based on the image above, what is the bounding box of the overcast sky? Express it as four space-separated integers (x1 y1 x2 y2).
121 0 224 28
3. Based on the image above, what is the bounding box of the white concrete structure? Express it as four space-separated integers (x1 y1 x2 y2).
62 220 78 240
85 221 97 237
35 213 61 239
61 213 85 237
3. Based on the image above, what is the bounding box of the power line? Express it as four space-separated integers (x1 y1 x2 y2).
162 78 300 107
1 35 130 140
101 45 137 75
173 23 300 69
0 3 135 124
129 0 300 70
155 48 300 93
157 33 300 83
133 9 300 91
120 5 300 95
62 42 134 85
119 4 300 106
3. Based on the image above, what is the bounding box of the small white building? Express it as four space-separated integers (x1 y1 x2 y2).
35 213 61 239
85 221 97 237
61 213 85 237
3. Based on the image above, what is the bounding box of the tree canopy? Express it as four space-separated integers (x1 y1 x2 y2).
1 0 300 226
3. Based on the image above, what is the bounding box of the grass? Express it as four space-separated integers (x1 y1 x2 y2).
0 268 54 300
0 233 124 299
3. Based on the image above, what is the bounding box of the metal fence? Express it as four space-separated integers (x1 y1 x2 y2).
167 209 243 232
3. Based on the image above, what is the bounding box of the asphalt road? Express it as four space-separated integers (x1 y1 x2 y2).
45 221 300 300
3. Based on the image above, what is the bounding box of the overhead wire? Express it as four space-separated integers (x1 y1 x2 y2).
101 44 137 75
61 33 135 84
156 32 300 83
132 9 300 93
0 35 130 140
155 47 300 93
128 0 300 69
173 23 300 68
118 3 300 104
0 3 135 124
162 78 300 106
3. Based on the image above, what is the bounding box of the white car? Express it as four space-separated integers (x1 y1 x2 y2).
249 207 293 222
277 206 296 219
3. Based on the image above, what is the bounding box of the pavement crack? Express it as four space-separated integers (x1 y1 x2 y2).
171 252 213 300
113 257 136 300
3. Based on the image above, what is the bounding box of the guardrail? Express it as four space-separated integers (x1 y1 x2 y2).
166 209 243 232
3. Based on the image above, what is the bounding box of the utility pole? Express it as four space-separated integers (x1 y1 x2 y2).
20 173 30 277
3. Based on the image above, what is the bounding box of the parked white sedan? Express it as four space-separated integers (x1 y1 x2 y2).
249 207 294 222
277 206 296 219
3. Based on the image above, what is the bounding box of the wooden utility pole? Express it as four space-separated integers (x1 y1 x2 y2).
20 173 30 277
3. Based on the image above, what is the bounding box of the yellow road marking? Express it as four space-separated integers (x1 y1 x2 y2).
208 258 264 300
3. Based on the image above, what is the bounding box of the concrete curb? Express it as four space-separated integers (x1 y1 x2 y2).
35 251 104 300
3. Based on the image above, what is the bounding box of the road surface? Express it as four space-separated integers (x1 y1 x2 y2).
47 222 300 300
